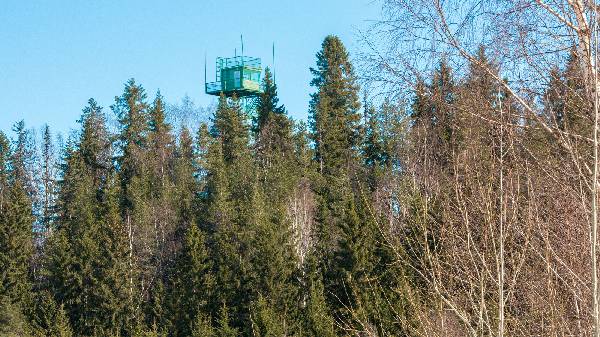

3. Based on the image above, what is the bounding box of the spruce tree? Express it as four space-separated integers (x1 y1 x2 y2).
462 46 506 159
0 294 31 337
308 35 366 326
543 49 589 136
245 187 299 335
309 35 361 176
253 67 288 140
254 67 296 197
362 99 386 192
10 121 35 194
0 130 35 307
427 59 459 169
29 291 73 337
206 95 255 330
144 91 178 329
40 124 56 235
167 222 212 337
46 100 131 336
174 126 197 231
250 295 285 337
191 313 215 337
308 34 362 254
113 78 150 206
113 79 155 329
250 66 302 334
303 276 336 337
147 90 175 201
215 304 238 337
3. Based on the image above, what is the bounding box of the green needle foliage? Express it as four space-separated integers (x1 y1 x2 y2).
6 33 575 336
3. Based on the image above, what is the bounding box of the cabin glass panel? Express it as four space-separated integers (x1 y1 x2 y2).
206 55 263 97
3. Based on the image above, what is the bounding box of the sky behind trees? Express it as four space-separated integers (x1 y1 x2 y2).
3 1 600 335
0 0 378 134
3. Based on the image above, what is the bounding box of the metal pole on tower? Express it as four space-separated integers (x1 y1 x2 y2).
241 34 244 57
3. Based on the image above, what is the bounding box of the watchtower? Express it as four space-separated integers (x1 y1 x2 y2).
205 55 263 97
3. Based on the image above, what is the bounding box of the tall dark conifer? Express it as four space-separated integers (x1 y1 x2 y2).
146 91 177 282
40 124 56 236
308 36 366 326
0 130 34 311
309 35 361 176
206 95 249 328
249 67 301 334
113 79 153 327
46 99 131 336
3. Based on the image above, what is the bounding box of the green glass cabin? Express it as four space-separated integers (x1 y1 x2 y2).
205 56 262 97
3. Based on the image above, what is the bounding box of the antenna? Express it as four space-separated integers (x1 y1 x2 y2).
204 52 207 89
241 34 244 57
272 42 276 84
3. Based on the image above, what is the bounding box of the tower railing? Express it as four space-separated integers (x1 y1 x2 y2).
216 56 261 73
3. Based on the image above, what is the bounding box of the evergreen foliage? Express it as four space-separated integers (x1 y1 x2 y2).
3 32 576 336
0 129 34 307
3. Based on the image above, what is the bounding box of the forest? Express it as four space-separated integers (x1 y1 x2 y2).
3 1 600 336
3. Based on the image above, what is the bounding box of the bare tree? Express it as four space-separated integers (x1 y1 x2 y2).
361 0 600 335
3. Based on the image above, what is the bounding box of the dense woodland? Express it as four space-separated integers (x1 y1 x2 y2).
4 1 600 336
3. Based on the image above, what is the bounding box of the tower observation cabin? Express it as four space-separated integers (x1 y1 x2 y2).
205 55 263 97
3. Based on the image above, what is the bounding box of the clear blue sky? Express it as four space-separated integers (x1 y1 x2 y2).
0 0 380 136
